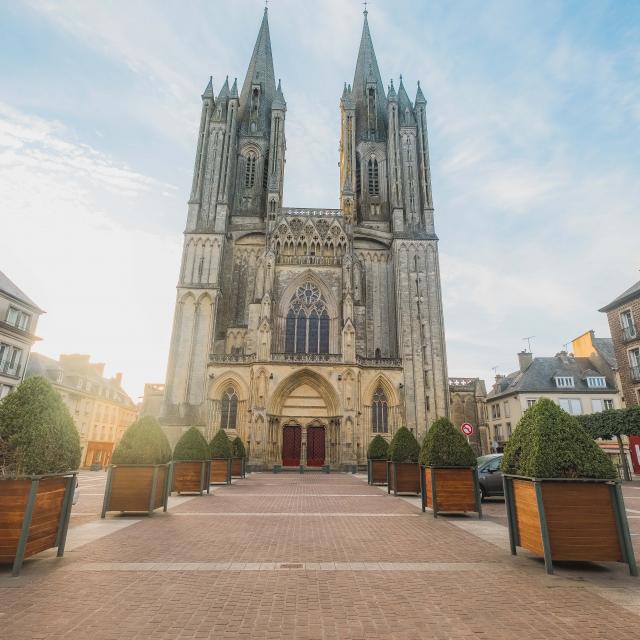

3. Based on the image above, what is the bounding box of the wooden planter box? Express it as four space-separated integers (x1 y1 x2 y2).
420 466 482 518
387 461 420 495
231 457 245 479
209 458 231 485
503 475 638 576
0 473 77 576
101 464 170 517
367 459 388 485
172 461 210 495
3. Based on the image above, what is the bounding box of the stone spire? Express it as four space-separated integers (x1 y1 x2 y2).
238 8 277 130
230 77 239 99
352 9 387 141
397 75 416 126
217 76 230 101
201 76 214 100
415 80 426 106
272 78 286 110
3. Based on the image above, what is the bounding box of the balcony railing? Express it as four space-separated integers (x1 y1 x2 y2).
209 353 256 364
0 359 22 378
276 255 342 267
356 355 403 368
281 207 342 218
622 326 637 342
271 353 343 364
630 365 640 382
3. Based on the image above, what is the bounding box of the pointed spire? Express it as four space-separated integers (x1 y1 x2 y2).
397 75 416 126
201 76 214 100
272 78 286 109
352 10 387 140
415 80 427 105
230 77 239 99
239 8 277 125
217 75 230 101
387 78 397 100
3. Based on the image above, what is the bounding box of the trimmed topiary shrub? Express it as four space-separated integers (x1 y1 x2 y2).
209 429 232 459
173 427 209 461
232 436 246 458
111 416 171 465
420 417 476 467
502 398 616 479
388 427 420 463
0 376 81 476
367 435 389 460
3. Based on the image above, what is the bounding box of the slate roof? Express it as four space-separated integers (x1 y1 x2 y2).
486 354 617 400
0 270 43 312
592 337 617 369
599 279 640 312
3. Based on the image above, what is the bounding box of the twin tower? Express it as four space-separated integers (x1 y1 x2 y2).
161 9 449 468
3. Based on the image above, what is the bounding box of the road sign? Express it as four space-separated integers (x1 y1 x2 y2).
461 423 474 436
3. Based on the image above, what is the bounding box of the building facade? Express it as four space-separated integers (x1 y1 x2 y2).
485 350 622 452
449 377 487 455
599 279 640 473
26 354 138 468
161 9 449 468
0 270 43 399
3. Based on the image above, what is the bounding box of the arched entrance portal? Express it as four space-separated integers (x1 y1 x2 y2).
268 370 341 468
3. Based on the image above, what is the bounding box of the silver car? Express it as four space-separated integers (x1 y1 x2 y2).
477 454 503 500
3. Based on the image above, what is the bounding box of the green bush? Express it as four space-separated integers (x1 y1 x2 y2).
367 435 389 460
419 417 476 467
501 398 616 479
388 426 420 463
173 427 209 461
576 406 640 440
209 429 232 459
232 436 246 458
0 376 81 476
111 416 171 465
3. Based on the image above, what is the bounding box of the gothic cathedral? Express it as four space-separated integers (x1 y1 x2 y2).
161 9 449 468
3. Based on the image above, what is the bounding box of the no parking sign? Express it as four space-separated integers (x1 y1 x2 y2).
461 423 474 436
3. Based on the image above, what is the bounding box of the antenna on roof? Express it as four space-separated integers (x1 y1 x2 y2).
522 336 535 353
491 365 499 376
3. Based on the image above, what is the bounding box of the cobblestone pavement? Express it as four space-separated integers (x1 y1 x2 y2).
1 472 639 639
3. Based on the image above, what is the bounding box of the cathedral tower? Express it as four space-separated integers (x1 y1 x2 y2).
162 9 448 466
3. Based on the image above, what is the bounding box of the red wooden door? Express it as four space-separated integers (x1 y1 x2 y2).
282 425 301 466
306 426 325 467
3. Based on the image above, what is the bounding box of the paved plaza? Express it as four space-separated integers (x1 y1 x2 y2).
1 471 639 639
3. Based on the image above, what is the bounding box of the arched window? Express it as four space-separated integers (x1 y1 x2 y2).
284 283 330 354
371 386 388 433
368 158 379 196
220 386 238 430
245 153 257 188
355 154 361 196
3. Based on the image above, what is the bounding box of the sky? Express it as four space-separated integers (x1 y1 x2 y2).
1 0 639 401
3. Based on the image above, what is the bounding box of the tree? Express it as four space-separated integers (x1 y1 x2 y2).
111 416 172 465
232 436 246 459
388 427 420 463
419 417 476 467
0 376 81 476
209 429 232 458
367 435 389 460
502 398 616 479
173 427 210 461
576 406 640 481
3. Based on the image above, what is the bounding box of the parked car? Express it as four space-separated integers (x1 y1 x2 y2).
477 453 504 499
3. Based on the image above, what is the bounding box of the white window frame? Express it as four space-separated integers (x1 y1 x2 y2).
555 376 575 388
620 309 636 338
558 398 582 415
586 376 606 388
526 398 537 408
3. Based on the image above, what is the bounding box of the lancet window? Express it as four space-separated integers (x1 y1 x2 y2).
367 158 379 196
220 386 238 430
284 283 330 354
245 153 257 188
371 386 389 433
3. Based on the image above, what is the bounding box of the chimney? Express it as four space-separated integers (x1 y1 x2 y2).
114 372 123 387
518 351 533 372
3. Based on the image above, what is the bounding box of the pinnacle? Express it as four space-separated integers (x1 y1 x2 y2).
230 77 239 99
217 75 230 100
415 80 427 105
201 75 214 100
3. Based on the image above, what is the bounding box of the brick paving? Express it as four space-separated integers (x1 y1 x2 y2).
1 472 639 639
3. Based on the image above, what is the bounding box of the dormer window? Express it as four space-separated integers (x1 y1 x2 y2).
554 376 574 388
586 376 606 388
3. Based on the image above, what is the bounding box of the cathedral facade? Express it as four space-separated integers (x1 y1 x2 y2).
161 9 449 468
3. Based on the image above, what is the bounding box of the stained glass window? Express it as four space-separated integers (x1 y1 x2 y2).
220 387 238 430
284 284 330 354
372 386 388 433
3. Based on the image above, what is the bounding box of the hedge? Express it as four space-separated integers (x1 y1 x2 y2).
0 376 81 476
367 435 389 460
232 436 246 458
501 398 616 479
388 427 420 463
173 427 210 461
209 429 232 459
419 417 476 467
576 406 640 440
111 416 172 465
